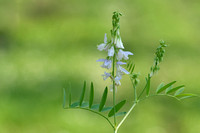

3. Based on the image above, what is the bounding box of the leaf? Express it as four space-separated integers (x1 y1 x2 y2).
157 82 164 92
127 62 131 69
165 85 173 94
79 81 86 106
99 87 108 112
89 82 94 108
63 88 66 108
70 102 79 108
114 112 126 117
146 74 151 96
166 85 185 94
175 93 197 100
156 81 176 94
108 100 126 117
174 88 185 96
129 63 133 71
81 102 89 108
101 107 112 112
91 104 100 110
130 64 135 74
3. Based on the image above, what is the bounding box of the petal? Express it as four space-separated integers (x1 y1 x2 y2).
108 46 115 57
117 61 126 65
104 33 107 44
96 59 106 62
104 60 112 66
117 49 124 60
124 51 134 56
116 38 124 49
97 43 106 51
120 66 130 74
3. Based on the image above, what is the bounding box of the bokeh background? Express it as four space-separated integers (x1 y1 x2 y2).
0 0 200 133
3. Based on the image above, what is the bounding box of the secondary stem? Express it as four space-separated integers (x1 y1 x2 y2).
131 80 137 102
116 102 137 132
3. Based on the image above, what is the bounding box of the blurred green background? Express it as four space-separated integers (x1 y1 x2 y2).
0 0 200 133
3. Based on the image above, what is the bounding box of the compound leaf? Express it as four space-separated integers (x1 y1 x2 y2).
108 100 126 117
79 81 86 106
99 87 108 112
156 81 176 94
89 82 94 108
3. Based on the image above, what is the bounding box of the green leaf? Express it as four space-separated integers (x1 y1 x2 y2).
127 62 131 69
89 82 94 108
81 102 89 108
79 81 86 106
114 112 126 117
165 85 173 94
146 75 151 96
130 64 135 74
70 102 79 108
91 104 100 110
166 85 185 94
174 88 185 96
63 88 66 108
101 107 112 112
129 63 133 71
157 82 164 92
156 81 176 94
99 87 108 112
108 100 126 117
175 93 197 100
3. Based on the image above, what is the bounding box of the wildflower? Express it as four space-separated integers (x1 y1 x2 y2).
117 49 133 60
102 72 111 80
116 61 126 65
116 64 129 74
96 59 112 69
115 37 124 49
97 33 108 51
108 46 115 57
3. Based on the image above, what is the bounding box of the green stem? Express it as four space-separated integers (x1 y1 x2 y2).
112 53 117 126
115 102 137 132
131 80 137 102
64 107 115 129
138 94 181 102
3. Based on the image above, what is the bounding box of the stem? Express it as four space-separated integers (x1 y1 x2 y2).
138 94 181 102
131 80 137 102
64 107 115 129
116 102 137 131
112 53 117 126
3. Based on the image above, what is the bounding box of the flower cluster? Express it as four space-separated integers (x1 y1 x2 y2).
97 12 133 91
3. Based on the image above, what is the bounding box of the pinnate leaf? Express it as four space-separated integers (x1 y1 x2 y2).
108 100 126 117
156 81 176 94
166 85 185 94
79 81 86 106
99 87 108 112
89 82 94 108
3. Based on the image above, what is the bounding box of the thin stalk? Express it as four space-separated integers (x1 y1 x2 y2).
131 80 137 102
112 53 117 126
64 107 115 129
115 102 137 132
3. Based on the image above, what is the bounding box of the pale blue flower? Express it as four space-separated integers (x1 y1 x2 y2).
117 61 126 65
97 33 108 51
108 46 115 57
96 59 112 69
102 72 111 80
117 49 133 60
